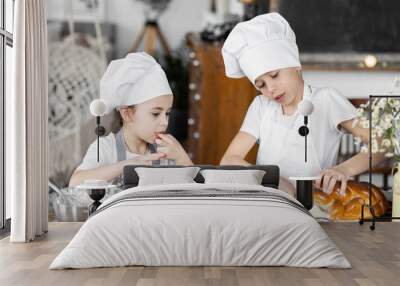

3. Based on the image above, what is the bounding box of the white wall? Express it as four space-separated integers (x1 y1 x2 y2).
303 71 400 98
47 0 209 58
108 0 209 57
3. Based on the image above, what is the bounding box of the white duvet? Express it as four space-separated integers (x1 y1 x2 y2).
50 183 351 269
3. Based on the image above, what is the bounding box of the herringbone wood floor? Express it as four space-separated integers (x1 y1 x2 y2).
0 222 399 286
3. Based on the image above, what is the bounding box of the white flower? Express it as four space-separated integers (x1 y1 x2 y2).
377 99 386 109
354 136 362 145
384 114 392 120
372 110 380 120
362 121 370 129
356 108 364 116
382 114 393 128
380 118 392 130
381 139 392 148
355 95 400 157
375 126 384 137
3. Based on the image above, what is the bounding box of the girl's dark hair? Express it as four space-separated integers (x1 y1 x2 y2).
116 105 136 127
111 105 135 133
116 110 123 126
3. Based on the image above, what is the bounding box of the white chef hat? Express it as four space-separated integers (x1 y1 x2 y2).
100 52 173 114
222 12 301 84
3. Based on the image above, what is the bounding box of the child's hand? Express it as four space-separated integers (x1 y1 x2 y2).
155 133 193 165
123 153 166 166
315 166 349 196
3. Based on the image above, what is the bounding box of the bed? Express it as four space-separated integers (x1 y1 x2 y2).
49 165 351 269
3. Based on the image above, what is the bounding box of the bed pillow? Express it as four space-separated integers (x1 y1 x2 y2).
200 169 266 185
136 167 201 186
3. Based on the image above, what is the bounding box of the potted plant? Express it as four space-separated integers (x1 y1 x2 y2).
353 91 400 218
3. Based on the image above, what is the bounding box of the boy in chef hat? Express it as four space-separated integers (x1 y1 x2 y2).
220 13 385 196
69 52 192 187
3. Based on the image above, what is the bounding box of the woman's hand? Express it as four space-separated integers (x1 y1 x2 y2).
155 133 193 165
315 166 349 195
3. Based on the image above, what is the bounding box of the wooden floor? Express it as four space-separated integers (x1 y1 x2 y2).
0 222 399 286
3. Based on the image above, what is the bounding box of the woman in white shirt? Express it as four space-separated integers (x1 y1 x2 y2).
69 53 192 187
220 13 385 196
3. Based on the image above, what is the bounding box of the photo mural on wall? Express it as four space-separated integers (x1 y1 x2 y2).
46 0 399 224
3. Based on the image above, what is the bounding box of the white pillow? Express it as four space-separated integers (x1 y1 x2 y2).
200 169 266 185
136 167 201 186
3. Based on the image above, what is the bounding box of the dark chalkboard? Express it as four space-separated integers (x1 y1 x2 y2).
278 0 400 52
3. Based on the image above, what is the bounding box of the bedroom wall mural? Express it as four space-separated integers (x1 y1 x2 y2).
46 0 398 224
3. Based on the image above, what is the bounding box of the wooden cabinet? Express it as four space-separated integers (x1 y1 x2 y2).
186 34 258 165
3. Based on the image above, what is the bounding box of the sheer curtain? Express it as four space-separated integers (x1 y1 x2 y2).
7 0 48 242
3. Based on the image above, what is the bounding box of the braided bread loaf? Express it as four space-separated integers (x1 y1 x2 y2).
314 181 389 220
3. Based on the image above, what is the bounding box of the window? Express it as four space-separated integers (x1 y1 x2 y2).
1 0 14 232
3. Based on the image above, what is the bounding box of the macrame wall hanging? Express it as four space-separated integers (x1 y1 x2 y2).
48 35 106 141
48 0 109 186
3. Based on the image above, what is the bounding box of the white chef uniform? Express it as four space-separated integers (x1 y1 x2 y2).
240 84 357 179
222 12 357 179
77 52 172 171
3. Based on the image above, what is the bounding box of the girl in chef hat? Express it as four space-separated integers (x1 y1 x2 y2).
220 13 385 196
69 52 192 187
